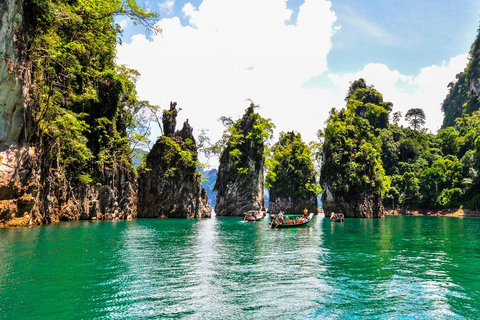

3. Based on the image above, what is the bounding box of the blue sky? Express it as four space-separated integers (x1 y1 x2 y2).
122 0 480 74
117 0 480 150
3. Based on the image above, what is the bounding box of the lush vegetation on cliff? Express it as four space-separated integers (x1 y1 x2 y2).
25 0 159 184
213 102 274 215
321 76 480 212
266 131 320 201
214 102 274 184
320 79 388 217
442 27 480 128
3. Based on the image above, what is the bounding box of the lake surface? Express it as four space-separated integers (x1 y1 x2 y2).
1 215 480 319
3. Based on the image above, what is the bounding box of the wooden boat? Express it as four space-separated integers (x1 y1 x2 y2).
270 213 313 228
330 213 345 222
243 210 265 221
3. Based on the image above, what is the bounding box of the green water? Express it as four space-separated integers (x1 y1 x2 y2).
1 215 480 319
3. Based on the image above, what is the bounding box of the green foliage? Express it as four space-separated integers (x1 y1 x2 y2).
441 26 480 128
214 103 274 190
378 105 480 210
320 81 388 206
405 108 426 131
266 132 321 199
25 0 159 183
323 78 480 211
345 79 392 129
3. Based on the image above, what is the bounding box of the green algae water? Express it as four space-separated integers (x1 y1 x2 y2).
1 215 480 319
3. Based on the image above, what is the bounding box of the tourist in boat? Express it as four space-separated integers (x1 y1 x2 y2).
303 208 308 218
278 211 284 224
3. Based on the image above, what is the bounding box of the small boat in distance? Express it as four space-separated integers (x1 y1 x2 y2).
330 213 345 222
244 210 265 221
270 213 313 228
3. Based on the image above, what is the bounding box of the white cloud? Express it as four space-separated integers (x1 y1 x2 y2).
117 0 338 147
328 54 469 131
159 0 175 15
118 18 129 29
117 0 468 161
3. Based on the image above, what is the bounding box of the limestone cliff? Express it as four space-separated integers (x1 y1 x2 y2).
320 80 386 219
321 187 384 219
0 0 27 142
0 0 35 226
0 0 137 226
214 104 272 216
138 102 211 219
442 27 480 128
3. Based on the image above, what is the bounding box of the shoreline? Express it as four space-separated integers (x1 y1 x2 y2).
385 208 480 218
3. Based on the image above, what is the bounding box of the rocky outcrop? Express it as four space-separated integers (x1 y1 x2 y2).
0 0 35 227
0 143 37 226
0 0 137 227
214 104 267 216
0 143 137 227
269 197 317 215
321 186 384 219
33 161 137 224
0 0 27 142
138 102 211 218
442 28 480 128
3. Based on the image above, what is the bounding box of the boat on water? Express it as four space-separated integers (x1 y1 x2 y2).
270 213 313 228
244 210 265 221
330 213 345 222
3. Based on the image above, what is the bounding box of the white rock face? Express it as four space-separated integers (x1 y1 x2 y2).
0 0 25 142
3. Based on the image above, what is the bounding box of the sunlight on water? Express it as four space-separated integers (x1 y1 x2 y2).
1 215 480 319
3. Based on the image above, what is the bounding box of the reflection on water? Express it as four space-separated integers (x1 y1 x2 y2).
1 215 480 319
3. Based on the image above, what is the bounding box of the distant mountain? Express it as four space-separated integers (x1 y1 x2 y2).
200 168 218 206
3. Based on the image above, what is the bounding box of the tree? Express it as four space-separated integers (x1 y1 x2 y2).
266 131 320 213
345 79 392 129
26 0 160 182
405 108 426 131
392 111 402 126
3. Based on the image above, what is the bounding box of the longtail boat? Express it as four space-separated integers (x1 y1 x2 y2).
270 213 313 228
330 213 345 222
243 210 265 221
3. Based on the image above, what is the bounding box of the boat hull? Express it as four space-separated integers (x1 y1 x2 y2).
271 213 313 228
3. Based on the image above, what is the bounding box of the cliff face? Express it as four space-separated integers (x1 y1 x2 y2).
0 0 26 142
0 0 35 226
0 0 137 227
442 29 480 128
214 105 268 216
321 187 384 219
138 102 211 219
268 196 317 215
320 80 387 219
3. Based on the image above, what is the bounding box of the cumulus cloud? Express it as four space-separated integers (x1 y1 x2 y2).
117 0 468 158
117 0 338 146
328 54 468 131
118 18 129 29
159 0 175 15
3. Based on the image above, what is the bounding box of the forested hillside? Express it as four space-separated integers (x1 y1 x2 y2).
321 76 480 214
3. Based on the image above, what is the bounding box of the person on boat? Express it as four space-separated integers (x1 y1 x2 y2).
278 211 284 225
303 208 308 218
